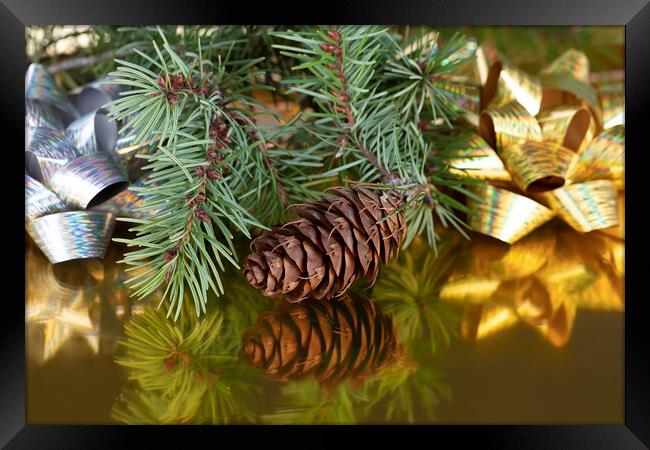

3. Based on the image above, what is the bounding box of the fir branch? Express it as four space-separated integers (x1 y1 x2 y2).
271 26 476 247
107 28 291 319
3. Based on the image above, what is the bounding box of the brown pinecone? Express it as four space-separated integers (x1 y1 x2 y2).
240 294 403 388
243 187 406 303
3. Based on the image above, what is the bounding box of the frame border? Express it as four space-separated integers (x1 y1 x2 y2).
3 0 648 447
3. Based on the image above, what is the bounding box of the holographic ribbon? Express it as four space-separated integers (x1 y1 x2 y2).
25 65 132 263
25 63 79 124
448 48 624 244
92 173 160 220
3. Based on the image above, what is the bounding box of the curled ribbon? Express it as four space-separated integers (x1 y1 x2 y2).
24 64 141 264
448 47 624 244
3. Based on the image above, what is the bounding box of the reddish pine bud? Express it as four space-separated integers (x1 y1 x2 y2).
326 63 339 71
327 29 340 42
333 47 342 57
163 248 177 262
164 266 175 282
194 166 206 177
170 74 184 90
333 92 348 102
166 92 178 105
195 208 210 222
233 114 247 125
221 136 232 145
424 195 434 209
207 169 221 180
335 105 347 114
157 73 166 89
187 75 195 89
195 192 206 203
206 150 218 160
163 356 177 372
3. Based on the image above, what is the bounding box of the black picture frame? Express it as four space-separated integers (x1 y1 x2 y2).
3 0 648 447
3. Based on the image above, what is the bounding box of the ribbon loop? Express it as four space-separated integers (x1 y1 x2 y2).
452 46 624 243
477 45 542 116
480 101 542 150
499 141 577 194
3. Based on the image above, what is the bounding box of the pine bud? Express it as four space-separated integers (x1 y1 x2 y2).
163 356 177 372
195 192 206 203
166 92 178 105
163 248 177 262
233 114 247 125
171 74 185 90
206 150 218 160
333 47 342 57
335 105 347 114
207 169 221 180
327 29 340 42
164 266 175 282
157 73 166 89
195 208 210 222
195 166 206 177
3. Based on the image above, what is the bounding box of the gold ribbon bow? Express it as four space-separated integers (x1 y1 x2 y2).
449 47 624 244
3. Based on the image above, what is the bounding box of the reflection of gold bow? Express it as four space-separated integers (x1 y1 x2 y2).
449 47 624 244
440 223 623 347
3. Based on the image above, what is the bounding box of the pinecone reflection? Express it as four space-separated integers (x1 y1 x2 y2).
241 294 403 388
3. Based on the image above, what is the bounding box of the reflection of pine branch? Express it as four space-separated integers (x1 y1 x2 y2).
262 379 368 425
112 295 266 424
363 362 451 423
372 235 463 355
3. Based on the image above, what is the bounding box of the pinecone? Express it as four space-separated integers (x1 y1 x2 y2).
243 187 406 303
240 294 403 388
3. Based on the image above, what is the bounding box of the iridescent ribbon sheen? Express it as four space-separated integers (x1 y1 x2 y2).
26 211 116 264
25 63 79 124
25 67 128 263
448 47 623 244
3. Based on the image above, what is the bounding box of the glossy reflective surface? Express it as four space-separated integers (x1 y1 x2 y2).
26 220 623 424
